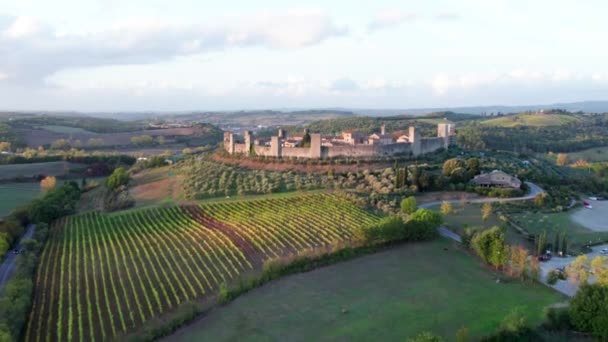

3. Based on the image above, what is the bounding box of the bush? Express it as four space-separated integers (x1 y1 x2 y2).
401 196 417 214
355 216 405 244
105 167 130 190
28 182 81 223
546 270 565 285
543 307 571 331
471 226 508 268
569 283 608 339
408 332 444 342
405 208 442 241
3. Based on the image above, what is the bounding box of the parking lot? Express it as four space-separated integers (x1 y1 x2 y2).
539 243 608 297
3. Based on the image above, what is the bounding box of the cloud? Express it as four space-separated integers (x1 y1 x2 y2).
330 78 359 92
0 10 347 84
435 12 461 21
368 10 416 31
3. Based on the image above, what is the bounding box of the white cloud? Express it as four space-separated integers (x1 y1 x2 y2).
0 11 347 84
368 10 416 31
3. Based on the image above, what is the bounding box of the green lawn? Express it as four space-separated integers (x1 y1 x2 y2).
507 211 608 253
168 239 562 342
0 182 43 217
433 203 533 248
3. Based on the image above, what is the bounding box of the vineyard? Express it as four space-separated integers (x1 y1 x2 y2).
24 193 381 341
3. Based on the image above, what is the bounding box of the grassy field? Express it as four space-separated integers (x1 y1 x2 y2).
167 239 562 341
0 182 43 217
431 204 533 248
25 193 380 341
565 145 608 162
0 161 86 180
37 125 91 134
481 113 580 127
507 210 608 253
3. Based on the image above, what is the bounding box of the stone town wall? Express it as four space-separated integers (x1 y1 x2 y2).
420 137 445 154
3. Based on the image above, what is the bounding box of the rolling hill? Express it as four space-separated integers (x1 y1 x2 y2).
481 113 581 127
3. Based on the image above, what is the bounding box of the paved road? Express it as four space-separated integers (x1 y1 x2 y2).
420 181 544 209
0 224 35 294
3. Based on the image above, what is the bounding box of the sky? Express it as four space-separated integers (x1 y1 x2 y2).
1 0 608 111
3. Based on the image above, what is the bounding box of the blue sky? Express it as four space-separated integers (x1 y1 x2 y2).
1 0 607 111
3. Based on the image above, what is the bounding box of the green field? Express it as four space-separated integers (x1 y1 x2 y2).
37 125 92 134
0 182 43 217
431 204 533 248
0 161 86 180
168 239 562 341
507 210 608 253
481 113 580 127
565 145 608 163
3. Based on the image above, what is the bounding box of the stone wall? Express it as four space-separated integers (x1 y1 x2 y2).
420 137 445 154
282 147 313 158
326 145 376 158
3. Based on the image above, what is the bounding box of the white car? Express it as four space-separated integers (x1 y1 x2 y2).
589 196 598 201
600 249 608 255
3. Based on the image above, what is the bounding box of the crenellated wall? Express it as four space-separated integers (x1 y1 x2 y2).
224 123 454 159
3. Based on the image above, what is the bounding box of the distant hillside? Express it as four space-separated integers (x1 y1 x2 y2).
480 113 581 127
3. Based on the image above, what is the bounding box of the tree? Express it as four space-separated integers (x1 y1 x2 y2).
0 141 11 152
442 158 465 176
156 135 166 145
466 158 480 176
407 332 443 342
105 167 130 190
509 245 529 279
440 201 453 216
405 208 443 241
87 138 104 147
401 196 417 214
455 327 469 342
590 256 608 285
131 135 154 146
553 233 560 254
534 192 547 206
40 176 57 192
570 283 608 339
535 230 547 256
301 133 311 147
471 226 508 269
556 153 569 166
51 139 70 150
481 202 492 221
567 255 589 284
182 147 193 155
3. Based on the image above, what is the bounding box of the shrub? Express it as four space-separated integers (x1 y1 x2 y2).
407 332 443 342
569 283 608 339
401 196 417 214
405 208 442 241
355 216 405 244
543 307 571 331
471 226 508 269
105 167 130 190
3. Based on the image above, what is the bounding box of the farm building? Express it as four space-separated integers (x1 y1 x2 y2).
472 170 521 189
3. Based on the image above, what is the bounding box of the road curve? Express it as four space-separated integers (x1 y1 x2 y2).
420 182 544 209
0 224 35 294
420 182 544 243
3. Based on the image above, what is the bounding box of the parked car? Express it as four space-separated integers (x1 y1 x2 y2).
12 249 20 255
600 248 608 255
538 254 552 261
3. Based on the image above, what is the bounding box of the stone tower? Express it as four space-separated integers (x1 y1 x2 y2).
244 130 252 150
437 123 454 148
409 126 421 156
270 136 282 158
309 133 322 158
381 124 386 135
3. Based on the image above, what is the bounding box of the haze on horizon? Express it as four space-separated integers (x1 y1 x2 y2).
1 0 607 112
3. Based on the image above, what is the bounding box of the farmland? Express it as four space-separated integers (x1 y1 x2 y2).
168 239 562 341
24 193 380 341
0 183 43 217
480 113 580 127
0 161 86 181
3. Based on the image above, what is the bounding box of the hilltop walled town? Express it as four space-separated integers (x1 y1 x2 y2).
224 123 456 159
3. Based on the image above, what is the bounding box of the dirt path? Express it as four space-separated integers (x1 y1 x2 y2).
0 224 35 294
